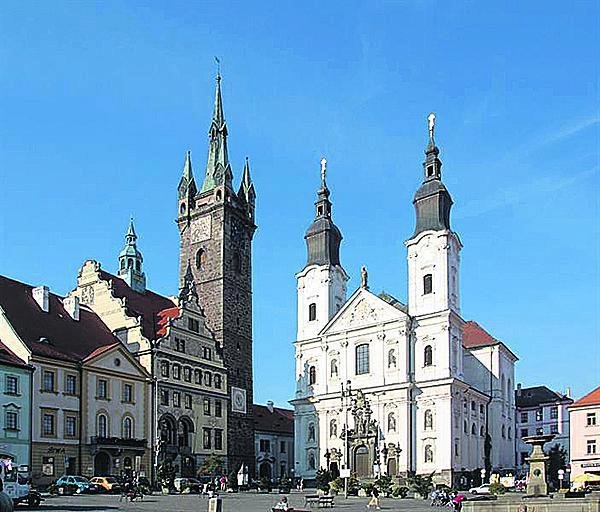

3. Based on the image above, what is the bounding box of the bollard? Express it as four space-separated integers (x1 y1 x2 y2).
208 496 222 512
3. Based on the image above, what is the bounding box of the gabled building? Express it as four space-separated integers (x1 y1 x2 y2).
569 386 600 481
291 116 518 487
0 341 33 470
515 385 572 469
0 274 151 485
253 402 294 481
70 219 228 479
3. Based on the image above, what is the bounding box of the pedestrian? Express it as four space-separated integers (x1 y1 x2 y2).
274 496 290 510
0 478 14 512
367 486 380 509
299 477 304 492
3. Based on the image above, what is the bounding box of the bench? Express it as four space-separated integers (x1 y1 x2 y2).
304 495 320 507
318 496 334 508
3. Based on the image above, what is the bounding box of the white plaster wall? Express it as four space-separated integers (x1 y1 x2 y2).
569 404 600 479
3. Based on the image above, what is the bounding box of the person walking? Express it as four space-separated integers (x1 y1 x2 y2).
367 486 381 509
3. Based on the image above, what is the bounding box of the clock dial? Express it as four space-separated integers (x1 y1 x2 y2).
192 216 212 243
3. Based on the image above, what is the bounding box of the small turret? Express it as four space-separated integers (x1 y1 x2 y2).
118 218 146 293
179 260 198 305
178 150 197 220
238 157 256 221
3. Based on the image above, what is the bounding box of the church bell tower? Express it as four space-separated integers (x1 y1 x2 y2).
177 73 257 474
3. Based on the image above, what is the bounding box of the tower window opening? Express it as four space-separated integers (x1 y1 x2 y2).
308 303 317 321
135 260 141 271
423 274 433 295
427 165 434 177
195 249 205 270
317 205 323 215
308 366 316 385
424 345 433 367
216 190 222 201
128 258 133 269
120 260 125 270
180 202 186 214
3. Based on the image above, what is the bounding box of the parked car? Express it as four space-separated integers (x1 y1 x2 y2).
54 475 99 495
90 476 121 493
174 477 202 493
469 484 491 495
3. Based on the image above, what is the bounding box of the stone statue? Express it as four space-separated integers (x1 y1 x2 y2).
360 266 368 289
320 157 327 185
428 112 436 140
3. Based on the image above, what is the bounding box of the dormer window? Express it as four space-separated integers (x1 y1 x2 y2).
423 274 433 295
308 303 316 321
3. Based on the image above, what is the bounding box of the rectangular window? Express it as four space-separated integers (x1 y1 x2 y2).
42 371 55 392
280 441 286 454
175 337 186 353
204 398 211 416
173 392 181 408
5 376 19 395
188 318 200 333
42 413 55 436
423 274 433 295
587 440 597 455
42 456 55 477
536 409 543 421
308 303 316 321
122 383 133 403
172 364 181 380
204 372 212 387
160 389 169 406
194 369 202 385
160 361 169 378
214 400 222 417
480 404 485 415
521 412 528 423
65 416 77 438
185 394 192 409
536 426 543 435
550 406 559 420
355 344 370 375
520 452 528 465
550 423 559 434
203 347 212 360
214 374 222 389
260 439 271 452
203 428 211 449
65 375 77 395
5 411 18 430
587 413 597 427
214 429 223 450
521 428 528 438
183 367 192 382
97 379 108 399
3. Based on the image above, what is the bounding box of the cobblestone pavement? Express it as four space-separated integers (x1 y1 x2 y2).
36 491 440 512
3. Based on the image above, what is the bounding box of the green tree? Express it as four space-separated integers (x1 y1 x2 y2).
199 454 224 476
547 443 567 490
315 468 333 493
406 471 435 499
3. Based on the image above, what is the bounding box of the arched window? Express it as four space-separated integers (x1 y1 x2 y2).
159 415 177 446
502 425 506 438
508 426 512 439
330 419 337 438
308 452 316 470
178 417 195 448
308 303 316 321
308 423 315 442
123 416 133 439
388 349 397 369
330 359 338 377
423 274 433 295
308 366 316 385
471 423 476 435
127 258 133 269
424 409 433 430
97 414 108 437
232 252 241 274
508 378 512 407
195 249 205 270
387 412 396 432
471 401 476 411
480 425 485 437
135 260 141 271
120 259 125 270
424 444 434 463
464 420 468 434
355 344 370 375
424 345 433 367
501 374 506 401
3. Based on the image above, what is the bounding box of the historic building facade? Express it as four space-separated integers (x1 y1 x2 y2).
0 275 151 486
569 386 600 482
70 220 228 478
291 117 518 487
176 74 257 474
253 401 294 481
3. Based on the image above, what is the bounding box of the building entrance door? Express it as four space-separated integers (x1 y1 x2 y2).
386 458 397 477
94 452 110 476
354 446 370 478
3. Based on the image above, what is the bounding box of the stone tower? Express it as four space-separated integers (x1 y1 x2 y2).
177 74 257 474
296 158 348 341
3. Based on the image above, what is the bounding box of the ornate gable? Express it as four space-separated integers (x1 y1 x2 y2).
320 288 407 335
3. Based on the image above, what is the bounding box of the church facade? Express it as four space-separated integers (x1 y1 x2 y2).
291 117 517 487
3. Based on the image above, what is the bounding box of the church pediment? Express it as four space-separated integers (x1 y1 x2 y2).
320 288 407 335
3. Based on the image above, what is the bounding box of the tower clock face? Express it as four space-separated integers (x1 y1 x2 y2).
191 216 212 243
231 386 247 414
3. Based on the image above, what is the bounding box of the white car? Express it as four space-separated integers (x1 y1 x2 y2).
469 484 491 494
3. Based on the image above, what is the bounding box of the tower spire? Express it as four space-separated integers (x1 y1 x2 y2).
118 217 146 293
178 150 197 200
179 260 199 303
201 73 232 193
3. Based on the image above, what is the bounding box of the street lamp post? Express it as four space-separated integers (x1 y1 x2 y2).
341 380 352 499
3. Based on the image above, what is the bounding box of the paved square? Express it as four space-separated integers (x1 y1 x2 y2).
37 491 438 511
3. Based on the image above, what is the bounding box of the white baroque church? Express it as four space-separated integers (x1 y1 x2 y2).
291 115 518 487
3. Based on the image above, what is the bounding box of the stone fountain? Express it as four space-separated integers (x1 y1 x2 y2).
462 434 600 512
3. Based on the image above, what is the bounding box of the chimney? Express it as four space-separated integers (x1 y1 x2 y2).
516 383 522 395
566 387 571 398
32 286 50 312
63 296 80 321
267 400 274 413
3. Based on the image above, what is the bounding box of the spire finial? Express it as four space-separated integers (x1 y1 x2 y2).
428 112 436 141
320 157 327 186
215 56 221 79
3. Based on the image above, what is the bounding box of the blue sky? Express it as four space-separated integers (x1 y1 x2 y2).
1 1 598 407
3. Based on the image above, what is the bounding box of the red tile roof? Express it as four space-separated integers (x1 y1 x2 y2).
572 386 600 408
156 307 180 337
0 340 31 369
98 270 175 340
0 274 121 363
463 321 499 348
253 404 294 435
